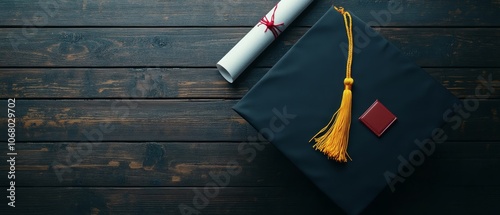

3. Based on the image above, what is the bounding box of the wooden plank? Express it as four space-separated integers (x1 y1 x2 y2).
0 0 498 27
0 186 498 215
0 99 498 142
0 187 344 215
0 142 499 187
1 68 498 99
1 28 499 67
0 100 246 142
0 68 262 99
0 142 306 187
427 68 500 99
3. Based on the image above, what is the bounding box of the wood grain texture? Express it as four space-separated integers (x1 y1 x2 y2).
0 100 245 142
0 187 344 215
1 68 499 99
0 100 498 142
0 142 498 187
1 28 499 67
0 186 498 215
0 0 498 27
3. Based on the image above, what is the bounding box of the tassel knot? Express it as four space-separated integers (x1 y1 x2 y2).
344 78 354 89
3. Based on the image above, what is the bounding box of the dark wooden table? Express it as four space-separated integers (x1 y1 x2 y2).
0 1 499 214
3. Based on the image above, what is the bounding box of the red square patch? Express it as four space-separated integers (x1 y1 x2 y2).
358 100 397 137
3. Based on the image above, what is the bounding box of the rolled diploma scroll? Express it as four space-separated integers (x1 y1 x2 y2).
216 0 314 83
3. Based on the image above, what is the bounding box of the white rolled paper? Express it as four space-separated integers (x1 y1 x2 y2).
217 0 314 83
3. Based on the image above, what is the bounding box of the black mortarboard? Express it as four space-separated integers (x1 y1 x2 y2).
233 6 459 215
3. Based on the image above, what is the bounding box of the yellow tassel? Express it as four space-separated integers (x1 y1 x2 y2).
310 6 354 163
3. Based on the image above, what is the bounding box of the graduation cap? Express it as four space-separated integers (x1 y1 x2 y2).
233 6 459 215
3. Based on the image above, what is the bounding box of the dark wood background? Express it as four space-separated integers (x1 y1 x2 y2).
0 0 499 214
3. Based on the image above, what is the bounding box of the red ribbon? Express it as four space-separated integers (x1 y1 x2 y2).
258 4 284 38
